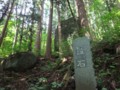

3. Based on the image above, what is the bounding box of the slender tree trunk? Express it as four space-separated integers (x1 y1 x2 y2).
28 23 34 51
54 28 59 52
67 0 79 30
105 0 112 12
45 0 53 59
67 0 76 22
34 0 44 56
75 0 88 29
19 3 26 49
0 1 10 22
19 19 24 49
42 23 47 54
28 1 35 51
82 0 95 40
75 0 93 39
56 0 62 58
12 27 19 49
12 4 22 50
0 0 15 47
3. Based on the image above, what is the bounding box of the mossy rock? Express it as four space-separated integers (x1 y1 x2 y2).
2 52 37 72
54 17 79 56
55 17 79 40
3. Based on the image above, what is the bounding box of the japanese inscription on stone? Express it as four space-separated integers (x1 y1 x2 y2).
75 47 86 68
73 37 96 90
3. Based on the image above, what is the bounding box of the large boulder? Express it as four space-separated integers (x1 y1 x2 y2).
54 17 79 56
2 52 37 72
55 17 79 40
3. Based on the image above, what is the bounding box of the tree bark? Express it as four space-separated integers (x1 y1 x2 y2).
67 0 76 22
75 0 94 39
45 0 53 59
28 25 33 51
67 0 79 30
0 1 10 22
75 0 88 29
19 2 27 49
12 4 23 50
56 0 62 58
28 1 36 51
0 0 15 47
105 0 112 12
34 0 44 56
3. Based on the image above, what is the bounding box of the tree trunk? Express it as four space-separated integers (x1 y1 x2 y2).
75 0 88 29
45 0 53 59
67 0 76 22
105 0 112 12
19 3 27 49
67 0 80 30
12 27 19 49
75 0 94 39
0 1 10 22
12 4 23 50
0 0 15 47
28 1 36 51
56 0 62 58
28 27 33 51
34 0 44 56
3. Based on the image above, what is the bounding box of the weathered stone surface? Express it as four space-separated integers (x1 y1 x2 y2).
73 37 96 90
55 17 79 39
2 52 37 72
54 17 79 56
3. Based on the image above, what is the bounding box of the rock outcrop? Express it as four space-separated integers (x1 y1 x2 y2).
2 52 37 72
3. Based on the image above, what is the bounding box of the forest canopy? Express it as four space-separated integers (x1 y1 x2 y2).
0 0 120 57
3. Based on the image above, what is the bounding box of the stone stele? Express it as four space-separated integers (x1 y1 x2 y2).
73 37 96 90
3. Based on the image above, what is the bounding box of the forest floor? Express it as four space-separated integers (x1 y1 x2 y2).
0 57 75 90
0 46 120 90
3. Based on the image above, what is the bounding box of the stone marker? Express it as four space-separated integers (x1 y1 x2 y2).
73 37 96 90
